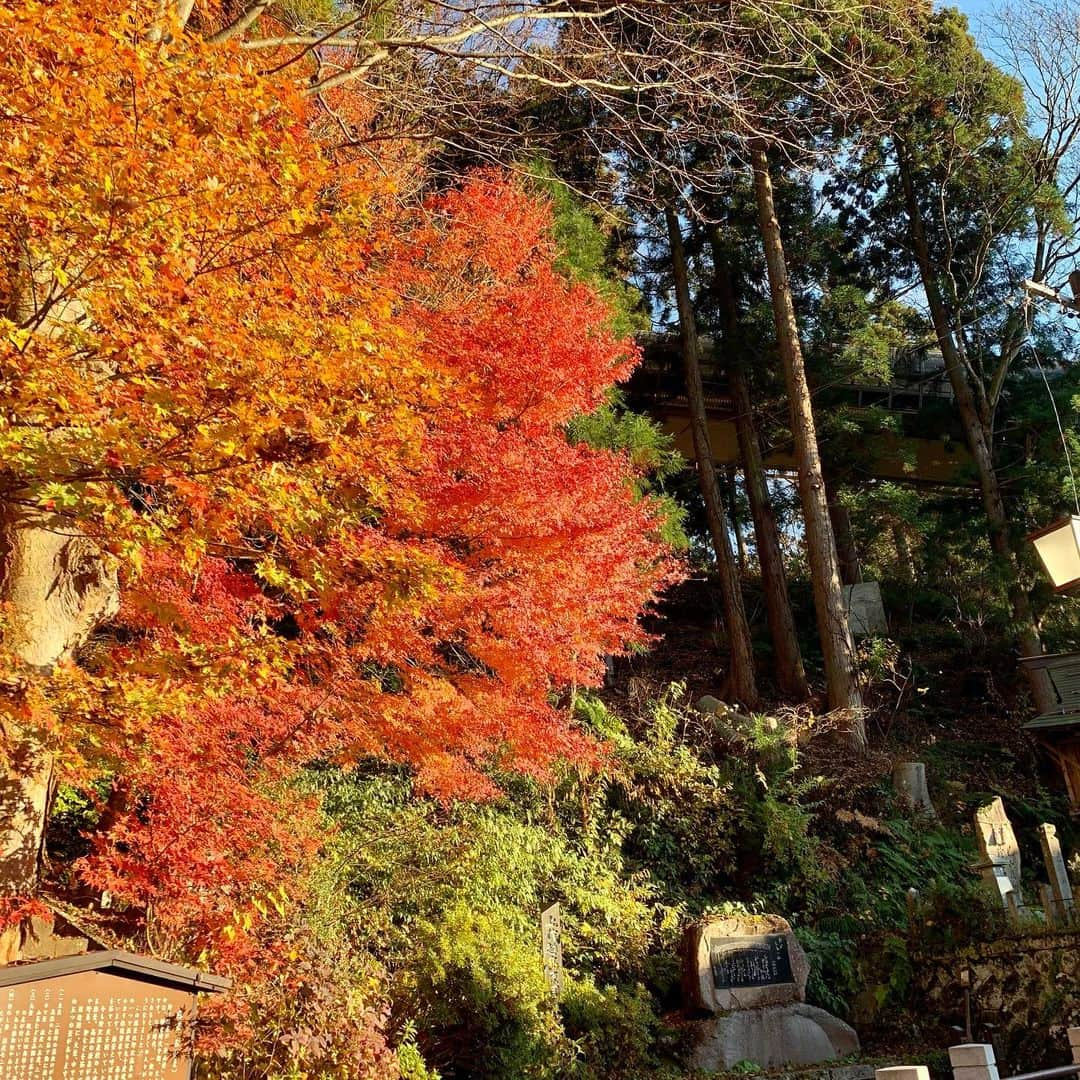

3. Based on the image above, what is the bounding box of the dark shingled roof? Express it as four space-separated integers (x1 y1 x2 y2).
0 949 230 993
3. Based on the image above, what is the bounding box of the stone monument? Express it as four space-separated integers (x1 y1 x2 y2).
1038 822 1075 925
974 797 1022 908
0 949 229 1079
682 914 858 1071
842 581 887 638
892 762 935 816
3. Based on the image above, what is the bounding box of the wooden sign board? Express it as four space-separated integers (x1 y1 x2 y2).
540 903 564 998
0 950 229 1080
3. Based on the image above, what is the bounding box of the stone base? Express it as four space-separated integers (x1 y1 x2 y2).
690 1003 859 1072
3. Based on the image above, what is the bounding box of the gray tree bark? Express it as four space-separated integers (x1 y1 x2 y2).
711 245 809 701
665 206 759 708
750 147 865 742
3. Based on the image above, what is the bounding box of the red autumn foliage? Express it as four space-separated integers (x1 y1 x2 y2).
0 0 678 1064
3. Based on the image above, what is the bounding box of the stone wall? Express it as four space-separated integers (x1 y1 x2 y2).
912 931 1080 1071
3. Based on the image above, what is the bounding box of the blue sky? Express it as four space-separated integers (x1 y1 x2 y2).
951 0 998 45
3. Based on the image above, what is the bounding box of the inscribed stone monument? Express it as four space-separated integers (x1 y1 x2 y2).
842 582 887 638
683 914 858 1071
1038 823 1074 922
974 797 1022 906
0 949 228 1080
683 913 807 1013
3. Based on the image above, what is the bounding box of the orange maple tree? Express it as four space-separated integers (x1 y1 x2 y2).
0 0 676 1063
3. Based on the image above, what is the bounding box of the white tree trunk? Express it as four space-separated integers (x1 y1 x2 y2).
0 508 119 896
2 237 119 900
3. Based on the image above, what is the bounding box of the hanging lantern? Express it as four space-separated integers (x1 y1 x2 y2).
1029 516 1080 591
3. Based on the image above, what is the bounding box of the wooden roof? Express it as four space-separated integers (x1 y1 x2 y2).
0 949 230 993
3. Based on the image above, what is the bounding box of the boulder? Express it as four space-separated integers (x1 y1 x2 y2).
690 1002 860 1072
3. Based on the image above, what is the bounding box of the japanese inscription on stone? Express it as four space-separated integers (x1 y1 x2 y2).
540 903 564 997
709 934 793 991
683 914 808 1014
975 797 1022 906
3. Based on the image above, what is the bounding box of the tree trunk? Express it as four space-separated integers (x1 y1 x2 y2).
665 206 759 708
824 470 861 587
726 467 747 574
893 522 918 631
894 139 1053 712
750 148 865 740
0 246 120 901
711 246 809 701
0 507 119 897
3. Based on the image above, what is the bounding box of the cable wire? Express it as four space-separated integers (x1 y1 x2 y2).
1030 335 1080 515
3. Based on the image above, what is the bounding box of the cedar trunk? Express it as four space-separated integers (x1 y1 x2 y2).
712 249 809 701
824 471 861 587
727 467 747 574
750 148 865 739
665 207 759 707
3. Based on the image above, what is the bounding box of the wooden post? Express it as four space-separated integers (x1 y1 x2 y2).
1040 882 1058 929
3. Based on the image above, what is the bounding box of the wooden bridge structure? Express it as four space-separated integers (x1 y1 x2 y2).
627 336 977 488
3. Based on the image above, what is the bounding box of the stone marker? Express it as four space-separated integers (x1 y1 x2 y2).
1038 823 1074 924
1005 890 1021 924
684 914 858 1072
984 864 1016 911
974 797 1022 905
0 949 228 1080
683 913 807 1013
842 581 887 637
1068 1026 1080 1065
892 762 935 816
876 1067 930 1080
540 902 564 997
949 1043 999 1080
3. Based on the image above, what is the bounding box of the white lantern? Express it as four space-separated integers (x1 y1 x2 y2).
1029 516 1080 591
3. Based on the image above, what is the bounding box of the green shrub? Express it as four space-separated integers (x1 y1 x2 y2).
561 977 683 1080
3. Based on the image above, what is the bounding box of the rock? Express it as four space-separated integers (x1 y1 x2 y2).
696 695 723 715
827 1066 875 1080
892 762 935 816
682 913 808 1014
690 1002 860 1071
